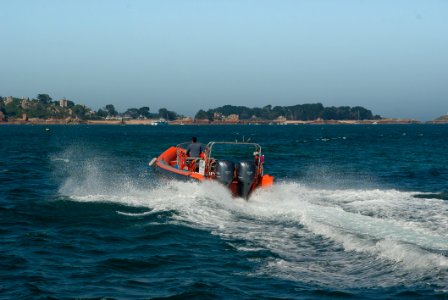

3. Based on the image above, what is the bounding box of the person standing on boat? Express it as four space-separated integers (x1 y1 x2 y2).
186 137 204 157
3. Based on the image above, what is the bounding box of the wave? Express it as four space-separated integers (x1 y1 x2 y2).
51 157 70 163
116 210 154 217
56 154 448 289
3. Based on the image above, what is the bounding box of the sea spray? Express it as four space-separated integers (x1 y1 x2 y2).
60 171 448 288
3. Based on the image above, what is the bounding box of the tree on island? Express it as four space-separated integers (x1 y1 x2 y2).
0 97 5 114
138 106 151 119
194 109 210 120
105 104 118 117
124 108 139 119
123 107 152 119
4 97 24 117
96 108 108 118
66 100 75 108
37 94 53 104
71 105 89 119
158 108 177 121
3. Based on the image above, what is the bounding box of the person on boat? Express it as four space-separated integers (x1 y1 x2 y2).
186 137 204 158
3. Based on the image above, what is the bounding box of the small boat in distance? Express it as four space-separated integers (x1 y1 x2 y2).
150 141 274 199
150 118 168 126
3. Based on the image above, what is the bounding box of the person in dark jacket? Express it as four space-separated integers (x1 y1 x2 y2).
186 137 203 157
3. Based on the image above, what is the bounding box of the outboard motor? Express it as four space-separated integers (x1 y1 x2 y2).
215 160 235 187
237 160 256 199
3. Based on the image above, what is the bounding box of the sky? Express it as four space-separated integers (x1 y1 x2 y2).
1 0 447 120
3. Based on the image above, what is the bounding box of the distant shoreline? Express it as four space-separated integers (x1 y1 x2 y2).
3 96 447 125
1 118 446 125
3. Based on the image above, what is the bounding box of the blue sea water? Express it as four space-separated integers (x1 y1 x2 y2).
1 124 447 299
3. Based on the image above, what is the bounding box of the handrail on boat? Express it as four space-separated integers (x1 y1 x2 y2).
175 141 264 176
205 141 262 168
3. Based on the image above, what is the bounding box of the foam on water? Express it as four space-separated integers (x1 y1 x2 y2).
243 184 448 287
58 160 448 289
51 158 70 163
54 148 448 289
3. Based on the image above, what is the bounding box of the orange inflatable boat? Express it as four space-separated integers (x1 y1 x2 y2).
150 142 274 199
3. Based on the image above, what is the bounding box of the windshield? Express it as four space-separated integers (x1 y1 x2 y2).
207 142 260 161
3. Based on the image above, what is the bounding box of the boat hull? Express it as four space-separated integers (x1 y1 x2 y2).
152 145 274 199
153 146 206 181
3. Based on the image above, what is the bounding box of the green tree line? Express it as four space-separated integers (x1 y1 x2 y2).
0 95 178 121
1 94 381 122
195 104 381 121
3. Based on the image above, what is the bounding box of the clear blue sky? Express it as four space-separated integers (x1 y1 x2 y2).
1 0 447 120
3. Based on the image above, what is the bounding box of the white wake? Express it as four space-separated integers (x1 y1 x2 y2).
57 158 448 288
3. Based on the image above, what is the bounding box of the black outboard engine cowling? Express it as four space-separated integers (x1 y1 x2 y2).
215 160 235 187
237 160 256 199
